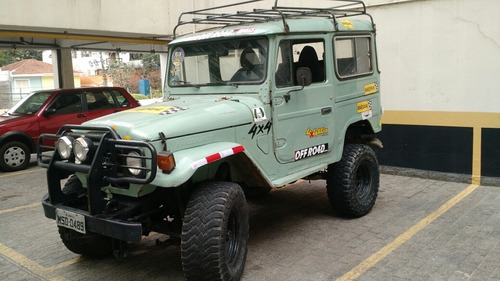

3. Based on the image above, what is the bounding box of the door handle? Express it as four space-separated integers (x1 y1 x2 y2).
321 107 332 115
77 113 86 118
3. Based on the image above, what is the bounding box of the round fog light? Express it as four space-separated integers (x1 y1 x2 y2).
56 136 74 159
126 151 143 176
74 137 93 163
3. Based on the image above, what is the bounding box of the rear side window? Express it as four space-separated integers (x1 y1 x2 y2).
111 90 131 107
334 36 372 78
86 90 116 111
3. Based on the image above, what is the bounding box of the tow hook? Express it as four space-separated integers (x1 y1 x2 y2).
113 239 128 258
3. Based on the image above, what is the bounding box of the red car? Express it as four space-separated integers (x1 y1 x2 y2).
0 87 140 172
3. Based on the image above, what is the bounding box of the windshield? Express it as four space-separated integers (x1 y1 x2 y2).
6 91 53 115
168 37 268 87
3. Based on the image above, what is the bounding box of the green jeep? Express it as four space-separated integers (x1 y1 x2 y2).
38 1 382 280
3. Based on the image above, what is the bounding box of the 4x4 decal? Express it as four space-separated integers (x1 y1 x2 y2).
248 121 272 139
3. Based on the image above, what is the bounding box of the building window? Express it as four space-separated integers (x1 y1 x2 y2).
14 79 30 94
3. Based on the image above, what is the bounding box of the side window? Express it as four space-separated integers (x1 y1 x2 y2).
86 90 115 111
111 90 130 107
275 39 325 88
334 36 372 78
49 92 82 114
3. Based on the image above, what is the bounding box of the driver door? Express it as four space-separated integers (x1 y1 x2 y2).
271 38 334 164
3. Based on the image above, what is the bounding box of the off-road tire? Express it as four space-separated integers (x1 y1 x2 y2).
58 175 113 257
327 144 379 217
0 141 30 172
181 181 249 281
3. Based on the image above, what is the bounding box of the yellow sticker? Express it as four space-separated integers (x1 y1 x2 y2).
128 106 173 114
364 82 379 95
340 19 355 30
356 101 372 113
306 127 329 138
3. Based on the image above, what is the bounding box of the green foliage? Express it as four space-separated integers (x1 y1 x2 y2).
105 53 162 95
0 50 43 66
131 93 149 100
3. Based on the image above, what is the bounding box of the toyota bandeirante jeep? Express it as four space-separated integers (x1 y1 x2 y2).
38 1 382 280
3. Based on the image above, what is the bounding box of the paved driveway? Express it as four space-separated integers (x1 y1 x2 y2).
1 162 499 281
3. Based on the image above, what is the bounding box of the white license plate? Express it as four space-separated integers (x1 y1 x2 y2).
56 209 86 234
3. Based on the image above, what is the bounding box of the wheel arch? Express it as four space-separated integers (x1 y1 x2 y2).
151 142 272 189
0 131 36 153
344 120 383 149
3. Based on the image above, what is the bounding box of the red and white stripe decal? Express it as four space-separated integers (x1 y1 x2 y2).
191 146 245 169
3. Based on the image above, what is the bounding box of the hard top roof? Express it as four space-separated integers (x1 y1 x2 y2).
172 0 375 43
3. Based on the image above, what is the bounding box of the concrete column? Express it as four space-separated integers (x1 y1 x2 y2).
51 49 74 89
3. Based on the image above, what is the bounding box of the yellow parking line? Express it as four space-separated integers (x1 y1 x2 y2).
47 257 83 271
0 168 44 179
0 242 72 281
0 242 48 279
336 183 481 281
0 202 41 215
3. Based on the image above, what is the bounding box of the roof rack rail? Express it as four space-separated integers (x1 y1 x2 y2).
173 0 375 39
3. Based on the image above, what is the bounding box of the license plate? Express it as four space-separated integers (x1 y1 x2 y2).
56 209 86 234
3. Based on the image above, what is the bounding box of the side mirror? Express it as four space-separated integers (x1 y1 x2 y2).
284 67 312 103
296 67 312 87
43 107 56 117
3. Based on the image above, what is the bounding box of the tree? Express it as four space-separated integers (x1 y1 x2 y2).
0 50 43 66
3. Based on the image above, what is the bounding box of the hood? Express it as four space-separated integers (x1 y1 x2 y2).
0 113 34 126
84 97 254 141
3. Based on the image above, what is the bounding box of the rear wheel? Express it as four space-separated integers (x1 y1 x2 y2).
58 175 113 257
0 141 30 172
327 144 379 217
181 181 249 281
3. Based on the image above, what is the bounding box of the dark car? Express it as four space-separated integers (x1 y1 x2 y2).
0 87 140 171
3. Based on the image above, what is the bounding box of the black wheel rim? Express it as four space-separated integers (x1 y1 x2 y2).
355 160 372 200
225 211 239 264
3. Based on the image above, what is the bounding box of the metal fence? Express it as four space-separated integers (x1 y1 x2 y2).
0 92 28 110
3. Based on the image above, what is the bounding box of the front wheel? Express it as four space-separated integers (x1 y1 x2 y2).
181 181 249 281
327 144 379 217
0 141 30 172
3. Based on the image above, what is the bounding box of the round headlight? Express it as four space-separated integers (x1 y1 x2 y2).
56 136 74 159
126 151 142 176
74 137 93 163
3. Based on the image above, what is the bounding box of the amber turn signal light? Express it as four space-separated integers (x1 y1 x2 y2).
158 151 176 173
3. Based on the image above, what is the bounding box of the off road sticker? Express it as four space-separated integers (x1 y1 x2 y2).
340 19 355 30
356 100 373 120
128 106 189 115
294 143 328 161
364 82 379 95
305 127 328 138
186 28 256 41
128 106 174 114
356 101 372 113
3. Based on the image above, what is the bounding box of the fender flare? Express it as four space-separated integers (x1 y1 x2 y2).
151 142 247 187
0 131 36 152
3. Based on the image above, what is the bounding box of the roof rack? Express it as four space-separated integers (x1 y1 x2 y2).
173 0 375 39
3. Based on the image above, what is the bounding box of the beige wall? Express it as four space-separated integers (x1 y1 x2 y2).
1 0 499 113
